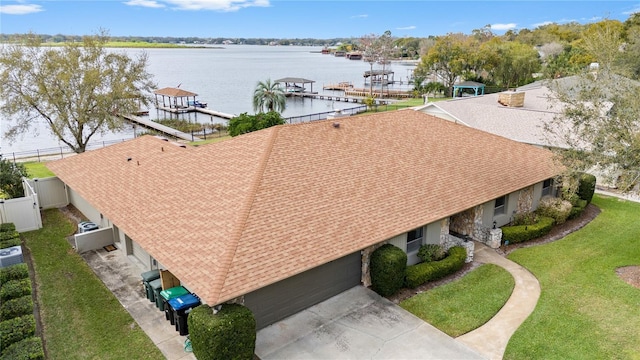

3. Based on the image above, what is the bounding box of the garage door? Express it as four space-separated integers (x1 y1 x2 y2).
244 251 361 329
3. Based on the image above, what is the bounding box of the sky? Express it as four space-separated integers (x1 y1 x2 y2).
0 1 639 39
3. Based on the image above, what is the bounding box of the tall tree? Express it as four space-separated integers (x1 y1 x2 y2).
545 23 640 194
252 79 286 113
415 33 471 96
0 32 155 153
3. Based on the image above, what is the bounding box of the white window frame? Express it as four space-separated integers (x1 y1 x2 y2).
406 227 424 253
494 195 507 216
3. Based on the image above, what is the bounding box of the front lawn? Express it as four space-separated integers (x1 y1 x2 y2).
22 210 162 359
504 195 640 359
400 263 514 337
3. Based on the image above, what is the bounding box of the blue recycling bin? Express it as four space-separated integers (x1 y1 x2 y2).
160 286 189 315
168 293 201 335
140 270 160 302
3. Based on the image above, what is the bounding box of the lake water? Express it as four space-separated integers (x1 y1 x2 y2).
1 45 416 155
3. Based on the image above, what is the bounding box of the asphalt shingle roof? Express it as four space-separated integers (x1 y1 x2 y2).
48 110 558 305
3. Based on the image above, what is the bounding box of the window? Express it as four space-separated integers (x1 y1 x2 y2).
406 227 424 253
542 178 553 197
494 195 507 216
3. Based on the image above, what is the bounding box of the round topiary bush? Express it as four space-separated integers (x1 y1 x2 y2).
188 303 256 360
370 244 407 297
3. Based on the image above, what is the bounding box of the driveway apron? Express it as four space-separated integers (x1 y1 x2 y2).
256 286 485 360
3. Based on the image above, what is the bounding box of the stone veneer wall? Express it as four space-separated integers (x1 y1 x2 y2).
361 242 387 287
517 185 534 214
449 208 475 236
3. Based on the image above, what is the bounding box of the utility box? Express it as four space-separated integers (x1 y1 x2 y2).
78 221 99 233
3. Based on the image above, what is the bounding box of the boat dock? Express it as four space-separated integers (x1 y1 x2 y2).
121 114 201 142
155 105 235 119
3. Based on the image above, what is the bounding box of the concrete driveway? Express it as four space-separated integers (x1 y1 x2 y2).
256 286 486 360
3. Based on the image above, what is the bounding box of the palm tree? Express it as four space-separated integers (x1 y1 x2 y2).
253 79 286 113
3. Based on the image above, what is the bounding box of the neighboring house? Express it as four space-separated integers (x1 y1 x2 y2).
417 80 568 149
47 110 558 329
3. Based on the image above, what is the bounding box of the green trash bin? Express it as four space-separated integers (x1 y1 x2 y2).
141 270 160 302
160 286 189 319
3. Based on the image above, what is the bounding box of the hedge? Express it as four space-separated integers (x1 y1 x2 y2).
0 296 33 321
0 336 44 360
577 172 596 204
0 223 15 233
0 279 32 302
405 246 466 289
0 232 19 242
0 239 21 250
501 216 555 244
0 264 29 285
188 304 256 360
370 244 407 297
0 315 36 352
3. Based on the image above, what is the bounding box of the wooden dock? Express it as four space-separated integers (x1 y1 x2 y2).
287 92 394 104
121 114 201 142
155 105 235 119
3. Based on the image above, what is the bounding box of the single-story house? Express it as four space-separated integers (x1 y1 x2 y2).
417 80 568 149
47 110 559 329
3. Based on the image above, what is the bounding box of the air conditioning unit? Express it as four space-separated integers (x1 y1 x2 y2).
78 221 99 233
0 245 24 268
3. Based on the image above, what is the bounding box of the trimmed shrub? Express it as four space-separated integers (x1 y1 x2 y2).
569 199 588 220
577 173 596 204
0 232 19 242
536 197 572 225
188 304 256 360
512 211 538 226
405 246 466 289
417 244 446 263
501 216 555 244
0 223 15 233
370 244 407 297
0 315 36 352
0 336 44 360
0 239 21 250
0 279 32 302
0 264 29 285
0 295 33 321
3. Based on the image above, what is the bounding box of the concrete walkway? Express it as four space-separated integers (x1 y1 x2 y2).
81 248 196 360
456 243 541 360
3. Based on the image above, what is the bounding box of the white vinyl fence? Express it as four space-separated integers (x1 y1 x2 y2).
0 176 69 233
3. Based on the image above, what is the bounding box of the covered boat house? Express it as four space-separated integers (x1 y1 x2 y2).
275 77 316 95
154 87 205 110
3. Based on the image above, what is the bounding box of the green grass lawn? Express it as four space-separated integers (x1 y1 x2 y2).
400 264 515 337
23 161 55 178
504 195 640 360
22 210 162 359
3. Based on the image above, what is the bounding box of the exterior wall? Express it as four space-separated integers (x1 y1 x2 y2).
425 222 441 245
67 186 101 224
531 182 544 210
516 185 534 214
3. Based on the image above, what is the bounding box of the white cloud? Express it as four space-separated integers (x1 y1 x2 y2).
351 14 368 19
0 4 43 15
532 21 553 28
163 0 270 11
124 0 165 8
491 23 517 31
124 0 270 11
623 6 640 15
396 26 416 31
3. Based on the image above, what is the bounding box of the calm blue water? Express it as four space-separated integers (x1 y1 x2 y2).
1 45 416 154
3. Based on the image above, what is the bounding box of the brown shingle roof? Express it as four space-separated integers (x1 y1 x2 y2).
48 110 558 305
154 87 198 97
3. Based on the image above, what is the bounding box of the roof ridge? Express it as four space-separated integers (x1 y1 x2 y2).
211 126 281 304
